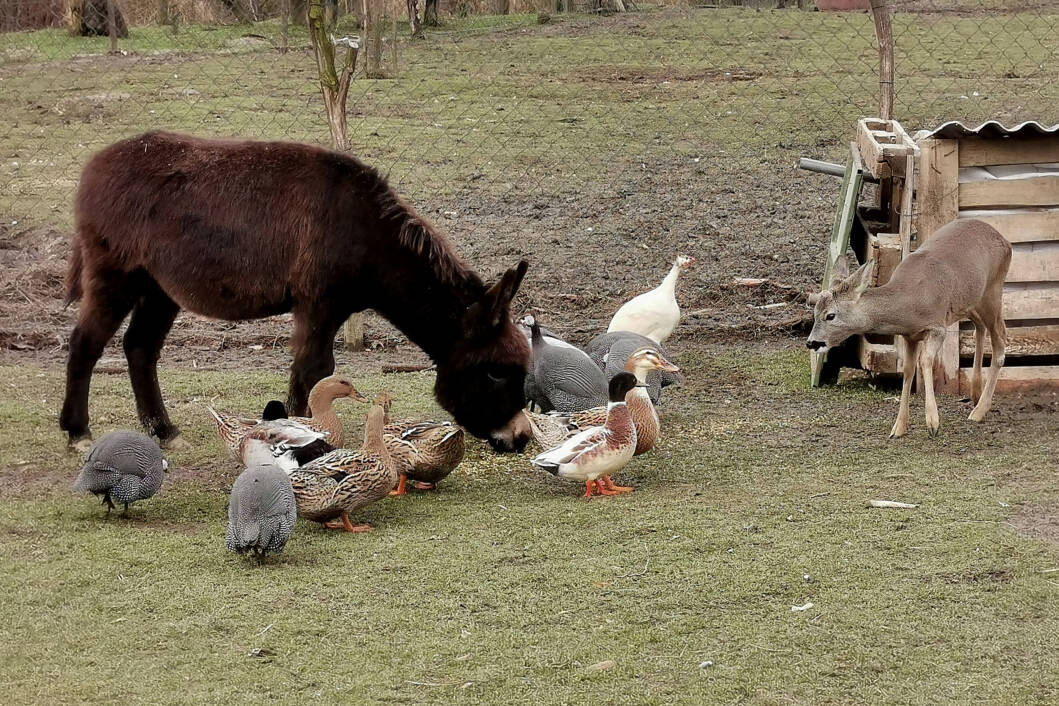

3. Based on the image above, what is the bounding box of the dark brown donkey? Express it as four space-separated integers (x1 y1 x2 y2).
62 132 532 452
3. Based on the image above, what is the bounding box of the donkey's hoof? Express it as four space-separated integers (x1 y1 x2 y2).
68 436 94 454
161 434 190 451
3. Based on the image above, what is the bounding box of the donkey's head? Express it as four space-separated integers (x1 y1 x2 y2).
806 257 874 353
435 260 531 452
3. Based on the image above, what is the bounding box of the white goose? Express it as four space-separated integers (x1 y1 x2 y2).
607 255 695 343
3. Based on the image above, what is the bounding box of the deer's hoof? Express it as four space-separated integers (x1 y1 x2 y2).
968 408 988 423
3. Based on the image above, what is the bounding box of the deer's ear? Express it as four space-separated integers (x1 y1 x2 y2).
850 260 873 298
829 253 851 288
807 291 822 307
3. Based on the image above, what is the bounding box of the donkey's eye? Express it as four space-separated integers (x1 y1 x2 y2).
487 371 505 384
825 313 836 321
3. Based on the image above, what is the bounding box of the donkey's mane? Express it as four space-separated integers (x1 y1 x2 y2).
376 185 478 290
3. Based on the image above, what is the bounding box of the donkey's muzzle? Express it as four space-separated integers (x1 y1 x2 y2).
806 340 826 351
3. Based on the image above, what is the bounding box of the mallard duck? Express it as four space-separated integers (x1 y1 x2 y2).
584 330 683 404
287 394 399 532
208 375 367 458
608 255 695 343
239 419 336 471
524 348 678 454
531 373 639 499
379 393 465 496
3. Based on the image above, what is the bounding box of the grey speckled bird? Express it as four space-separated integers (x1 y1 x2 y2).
226 463 297 558
584 331 683 404
72 430 168 514
522 314 607 413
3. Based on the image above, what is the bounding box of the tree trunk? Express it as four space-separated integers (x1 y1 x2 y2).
106 0 118 51
308 0 364 350
364 0 384 79
71 0 128 38
423 0 438 26
407 0 423 38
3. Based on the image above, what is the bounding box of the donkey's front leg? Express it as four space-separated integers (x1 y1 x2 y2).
288 312 342 416
890 335 920 439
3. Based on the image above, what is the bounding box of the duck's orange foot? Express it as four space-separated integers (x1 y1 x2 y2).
324 512 375 533
389 475 408 497
582 480 596 499
592 479 621 496
411 481 437 491
600 476 634 493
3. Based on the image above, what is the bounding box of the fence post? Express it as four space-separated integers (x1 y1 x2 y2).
869 0 894 120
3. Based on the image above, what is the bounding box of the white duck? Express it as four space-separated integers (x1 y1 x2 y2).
607 255 695 343
530 373 638 499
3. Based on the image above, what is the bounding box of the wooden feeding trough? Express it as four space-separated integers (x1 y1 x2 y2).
803 118 1059 393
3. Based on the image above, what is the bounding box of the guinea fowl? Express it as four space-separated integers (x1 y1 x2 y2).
584 330 683 404
607 255 695 343
208 375 367 458
73 430 168 514
524 348 679 453
523 314 607 413
226 463 297 558
531 373 639 499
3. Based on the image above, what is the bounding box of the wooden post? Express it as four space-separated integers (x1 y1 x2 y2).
869 0 894 120
308 0 364 351
106 0 118 52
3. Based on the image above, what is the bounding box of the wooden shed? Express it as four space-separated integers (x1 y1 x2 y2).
809 118 1059 393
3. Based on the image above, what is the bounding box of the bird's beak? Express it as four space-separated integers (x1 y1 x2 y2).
349 389 369 403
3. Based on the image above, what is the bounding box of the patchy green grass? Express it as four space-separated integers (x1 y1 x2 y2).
2 346 1058 704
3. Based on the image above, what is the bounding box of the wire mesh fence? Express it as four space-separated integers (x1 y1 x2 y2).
1 0 1058 353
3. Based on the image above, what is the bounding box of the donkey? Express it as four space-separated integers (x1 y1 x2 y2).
62 132 532 452
806 219 1011 438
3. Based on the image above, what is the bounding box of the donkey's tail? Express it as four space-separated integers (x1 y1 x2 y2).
64 239 83 307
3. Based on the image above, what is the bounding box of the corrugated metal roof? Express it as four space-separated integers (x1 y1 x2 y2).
922 120 1059 140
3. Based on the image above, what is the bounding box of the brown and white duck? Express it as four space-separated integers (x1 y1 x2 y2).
238 419 335 472
379 393 466 496
285 393 400 532
531 373 639 499
208 375 367 458
524 348 679 454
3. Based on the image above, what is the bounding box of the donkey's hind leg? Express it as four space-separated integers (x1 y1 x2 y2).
287 310 344 416
124 281 181 446
60 274 137 449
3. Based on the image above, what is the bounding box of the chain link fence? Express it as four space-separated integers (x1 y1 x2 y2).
1 0 1057 354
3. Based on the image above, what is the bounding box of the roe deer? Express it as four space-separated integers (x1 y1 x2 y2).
806 219 1011 438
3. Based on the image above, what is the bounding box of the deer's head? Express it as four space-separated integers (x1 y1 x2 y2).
806 258 874 353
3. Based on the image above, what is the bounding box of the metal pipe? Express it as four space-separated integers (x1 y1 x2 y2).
797 158 846 178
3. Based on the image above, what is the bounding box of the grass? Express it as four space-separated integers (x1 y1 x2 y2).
2 346 1058 704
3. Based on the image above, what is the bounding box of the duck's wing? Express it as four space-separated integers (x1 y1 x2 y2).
531 426 608 471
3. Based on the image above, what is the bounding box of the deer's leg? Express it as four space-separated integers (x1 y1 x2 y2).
890 335 920 439
123 283 181 447
967 313 986 405
969 308 1007 423
60 273 136 450
288 310 343 416
920 329 946 437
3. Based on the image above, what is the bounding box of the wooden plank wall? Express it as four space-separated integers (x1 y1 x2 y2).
949 135 1059 393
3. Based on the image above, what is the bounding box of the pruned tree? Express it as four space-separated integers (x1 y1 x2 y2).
307 0 364 349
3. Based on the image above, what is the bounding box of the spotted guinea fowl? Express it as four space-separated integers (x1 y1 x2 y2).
523 314 607 413
531 373 639 499
584 330 683 404
377 392 465 496
287 394 399 532
607 255 695 344
208 375 367 458
72 430 168 514
226 463 297 558
524 348 679 453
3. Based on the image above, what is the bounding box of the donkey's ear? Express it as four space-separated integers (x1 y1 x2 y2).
466 260 530 333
